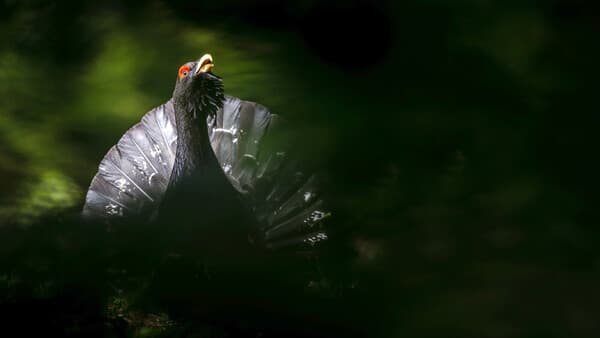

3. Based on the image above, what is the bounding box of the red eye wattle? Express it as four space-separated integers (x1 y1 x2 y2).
178 65 191 79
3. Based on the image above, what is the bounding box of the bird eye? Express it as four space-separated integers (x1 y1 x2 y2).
178 65 191 80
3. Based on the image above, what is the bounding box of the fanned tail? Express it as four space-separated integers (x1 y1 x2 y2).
209 96 330 250
83 96 330 250
82 101 177 221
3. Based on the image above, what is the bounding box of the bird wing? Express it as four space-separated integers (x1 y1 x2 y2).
84 96 329 249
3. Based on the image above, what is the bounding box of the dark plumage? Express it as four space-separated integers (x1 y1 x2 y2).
82 53 330 252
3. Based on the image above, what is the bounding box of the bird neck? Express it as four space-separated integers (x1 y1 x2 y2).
168 102 218 189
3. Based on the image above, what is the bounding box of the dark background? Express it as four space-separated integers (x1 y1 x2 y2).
1 0 599 337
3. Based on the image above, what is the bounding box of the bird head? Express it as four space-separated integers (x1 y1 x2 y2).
172 53 225 119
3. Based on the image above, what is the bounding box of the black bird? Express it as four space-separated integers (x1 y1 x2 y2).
82 53 330 254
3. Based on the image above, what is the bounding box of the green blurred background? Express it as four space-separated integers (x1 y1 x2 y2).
1 0 599 337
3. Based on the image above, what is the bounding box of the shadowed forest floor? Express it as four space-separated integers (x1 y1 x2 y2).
1 1 599 337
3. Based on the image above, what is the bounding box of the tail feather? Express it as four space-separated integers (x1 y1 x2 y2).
210 127 237 176
141 101 177 165
265 231 329 250
82 168 144 219
266 175 322 225
83 102 177 221
265 199 328 241
211 96 331 250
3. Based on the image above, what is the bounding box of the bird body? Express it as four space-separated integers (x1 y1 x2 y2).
82 54 330 252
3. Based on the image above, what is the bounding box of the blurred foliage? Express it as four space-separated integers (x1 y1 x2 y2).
0 170 81 225
1 0 599 337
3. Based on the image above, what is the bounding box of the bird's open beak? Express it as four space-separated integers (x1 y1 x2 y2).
195 54 214 75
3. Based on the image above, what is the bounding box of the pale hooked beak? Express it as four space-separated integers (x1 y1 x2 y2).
195 53 214 74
